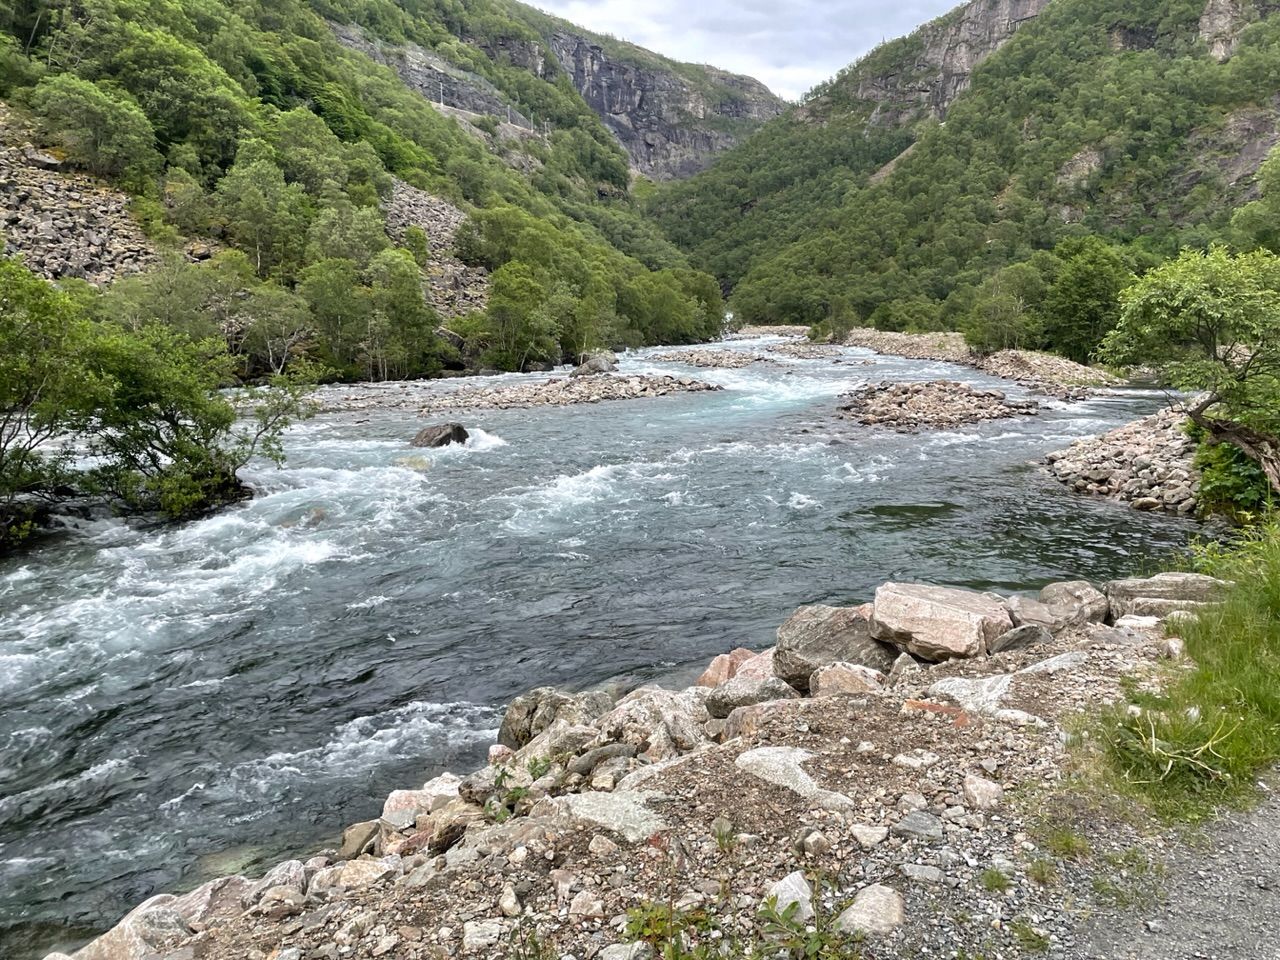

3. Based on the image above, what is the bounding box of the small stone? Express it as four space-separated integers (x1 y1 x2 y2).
834 884 905 937
963 774 1004 811
589 834 620 857
499 883 521 917
901 863 945 884
892 811 944 843
569 890 604 917
850 824 889 849
766 871 814 922
462 919 503 951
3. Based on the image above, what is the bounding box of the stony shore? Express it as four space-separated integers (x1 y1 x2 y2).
1046 408 1199 515
312 374 721 414
840 329 1120 399
55 568 1237 960
648 349 773 368
838 380 1039 432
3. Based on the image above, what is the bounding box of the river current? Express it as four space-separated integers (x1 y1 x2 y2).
0 338 1195 957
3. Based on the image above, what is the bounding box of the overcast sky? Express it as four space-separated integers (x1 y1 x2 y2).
530 0 960 100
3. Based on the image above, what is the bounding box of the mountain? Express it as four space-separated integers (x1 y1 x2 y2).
0 0 774 382
649 0 1280 336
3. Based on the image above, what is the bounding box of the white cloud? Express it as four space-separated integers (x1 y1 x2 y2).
528 0 961 99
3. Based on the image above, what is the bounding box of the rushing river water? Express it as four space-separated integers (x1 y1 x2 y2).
0 338 1196 957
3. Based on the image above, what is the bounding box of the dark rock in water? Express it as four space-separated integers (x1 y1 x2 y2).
571 355 617 377
412 423 469 448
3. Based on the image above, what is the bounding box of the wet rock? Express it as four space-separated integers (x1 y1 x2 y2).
871 583 1014 661
571 355 617 377
774 604 896 689
705 675 799 719
411 422 469 448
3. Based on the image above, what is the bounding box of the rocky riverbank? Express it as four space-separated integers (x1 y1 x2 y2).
56 570 1230 960
314 373 720 414
1046 408 1199 515
838 380 1039 431
649 349 773 368
840 329 1119 398
767 342 850 360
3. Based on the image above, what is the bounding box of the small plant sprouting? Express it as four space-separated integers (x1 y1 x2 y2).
980 868 1011 893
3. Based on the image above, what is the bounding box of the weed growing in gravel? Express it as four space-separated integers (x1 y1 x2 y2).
1009 919 1051 952
1101 519 1280 820
1043 826 1091 860
980 868 1011 893
1027 859 1059 886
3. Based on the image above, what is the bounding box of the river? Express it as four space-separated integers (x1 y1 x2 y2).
0 337 1196 958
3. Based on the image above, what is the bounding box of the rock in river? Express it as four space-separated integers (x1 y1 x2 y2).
412 422 469 447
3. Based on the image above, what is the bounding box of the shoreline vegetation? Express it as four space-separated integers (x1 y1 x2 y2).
52 547 1279 960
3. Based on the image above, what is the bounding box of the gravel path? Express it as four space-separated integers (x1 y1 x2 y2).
1075 784 1280 960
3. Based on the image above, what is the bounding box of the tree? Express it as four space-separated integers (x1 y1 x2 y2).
214 156 312 278
1101 247 1280 495
1043 237 1134 363
28 73 163 191
962 263 1048 355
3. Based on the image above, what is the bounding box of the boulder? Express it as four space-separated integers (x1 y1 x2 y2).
72 895 191 960
570 355 616 377
870 583 1013 661
411 422 469 448
338 819 380 859
774 604 896 690
834 884 905 937
733 647 778 681
1105 572 1229 620
498 687 614 750
705 675 799 719
1038 580 1108 627
809 662 885 697
170 875 253 929
308 859 396 896
1004 594 1058 632
988 624 1052 655
531 790 667 843
963 774 1004 811
242 860 306 908
592 686 710 761
695 647 755 687
381 772 461 827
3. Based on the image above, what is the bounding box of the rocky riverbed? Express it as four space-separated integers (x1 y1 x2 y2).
313 373 721 414
648 349 773 368
838 380 1039 431
1046 408 1199 515
841 329 1118 398
55 571 1233 960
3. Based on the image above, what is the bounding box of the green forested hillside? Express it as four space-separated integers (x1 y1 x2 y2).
0 0 728 380
650 0 1280 352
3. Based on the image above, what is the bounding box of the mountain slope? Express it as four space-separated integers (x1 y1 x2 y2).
0 0 752 379
650 0 1280 332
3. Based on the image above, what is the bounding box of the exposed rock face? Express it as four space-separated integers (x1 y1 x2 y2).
839 0 1051 128
1046 408 1199 515
545 31 785 180
1201 0 1253 60
382 179 488 319
0 103 156 285
870 582 1014 661
332 23 532 126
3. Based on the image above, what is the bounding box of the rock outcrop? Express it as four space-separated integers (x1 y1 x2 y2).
1046 408 1200 515
820 0 1051 128
0 103 156 285
544 31 786 180
382 179 489 319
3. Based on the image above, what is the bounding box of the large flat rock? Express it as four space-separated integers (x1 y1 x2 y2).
870 582 1013 661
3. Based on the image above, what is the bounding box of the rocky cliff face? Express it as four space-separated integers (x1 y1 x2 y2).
817 0 1051 128
545 31 786 180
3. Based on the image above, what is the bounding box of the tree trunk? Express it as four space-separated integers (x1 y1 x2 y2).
1191 409 1280 496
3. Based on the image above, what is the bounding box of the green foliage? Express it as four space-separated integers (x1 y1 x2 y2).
1193 435 1274 519
652 0 1280 365
1101 246 1280 495
27 73 163 191
0 257 314 545
1102 518 1280 818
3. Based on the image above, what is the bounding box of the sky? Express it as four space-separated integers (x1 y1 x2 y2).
529 0 961 100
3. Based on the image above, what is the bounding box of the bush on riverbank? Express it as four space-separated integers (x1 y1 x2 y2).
1103 519 1280 818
